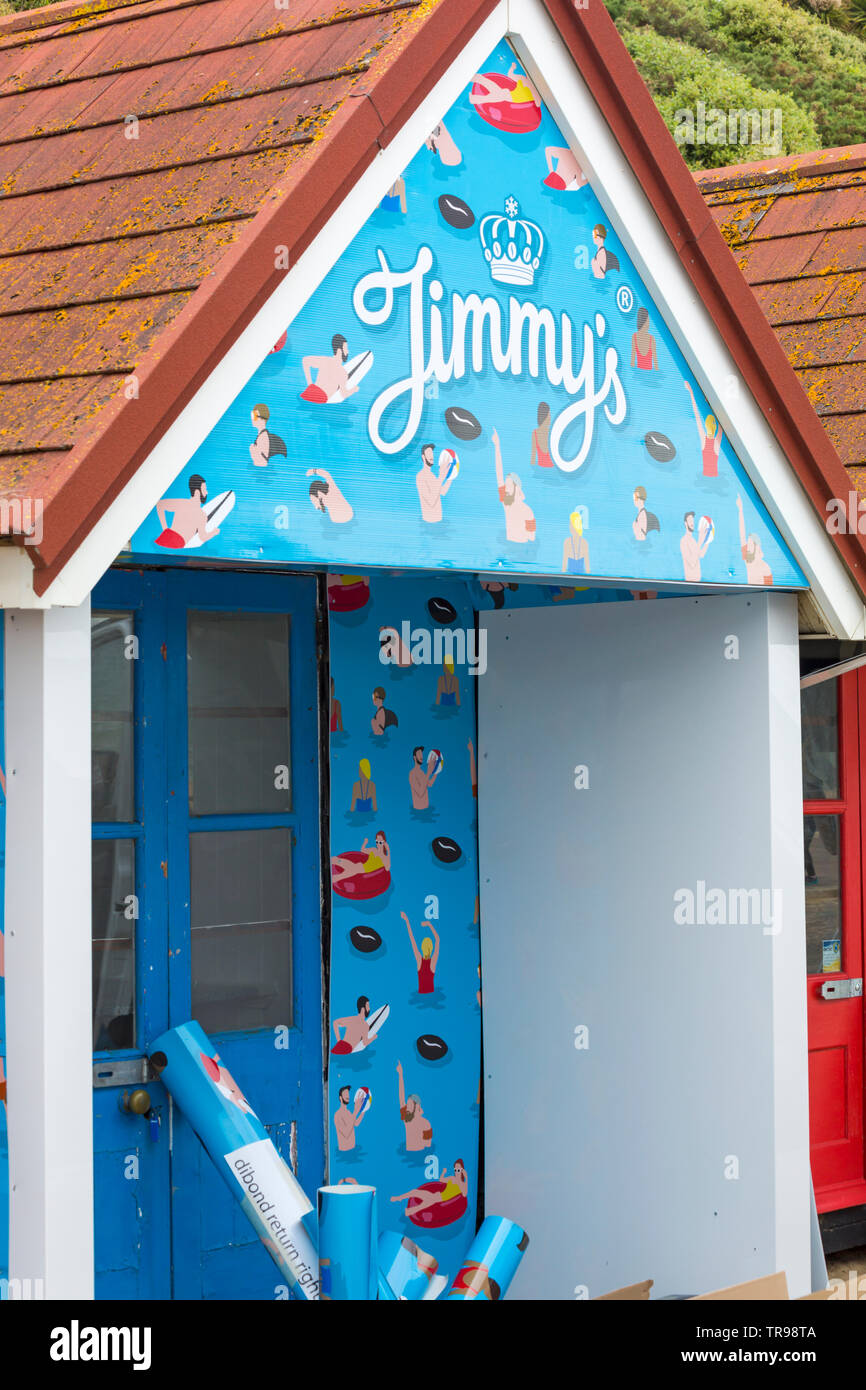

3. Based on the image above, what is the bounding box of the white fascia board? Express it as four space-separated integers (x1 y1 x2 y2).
24 0 865 638
506 0 865 640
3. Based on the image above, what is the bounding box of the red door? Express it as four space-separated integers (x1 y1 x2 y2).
802 669 866 1211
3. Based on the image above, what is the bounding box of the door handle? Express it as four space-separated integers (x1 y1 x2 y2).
820 978 863 1001
120 1088 152 1116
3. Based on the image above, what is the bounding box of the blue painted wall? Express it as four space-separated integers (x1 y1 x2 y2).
130 38 805 592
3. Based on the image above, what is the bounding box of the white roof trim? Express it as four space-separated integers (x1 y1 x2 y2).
19 0 864 638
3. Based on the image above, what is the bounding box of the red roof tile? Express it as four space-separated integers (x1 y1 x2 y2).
1 0 864 606
697 150 866 476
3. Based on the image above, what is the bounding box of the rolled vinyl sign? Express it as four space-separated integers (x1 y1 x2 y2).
150 1020 319 1300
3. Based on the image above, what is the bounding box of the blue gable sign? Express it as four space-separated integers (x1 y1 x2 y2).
132 39 806 592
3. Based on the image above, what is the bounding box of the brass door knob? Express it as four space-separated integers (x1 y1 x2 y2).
121 1088 152 1115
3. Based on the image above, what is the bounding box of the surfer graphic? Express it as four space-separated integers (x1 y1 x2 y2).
334 1084 366 1151
416 443 457 523
436 659 460 707
493 429 536 543
155 474 224 548
396 1060 433 1152
543 146 587 192
307 468 354 523
249 403 287 466
331 994 389 1055
301 333 356 402
391 1159 469 1216
331 996 372 1054
301 333 371 404
401 911 440 995
685 380 723 477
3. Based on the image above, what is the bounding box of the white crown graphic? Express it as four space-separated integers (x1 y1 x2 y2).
479 195 545 287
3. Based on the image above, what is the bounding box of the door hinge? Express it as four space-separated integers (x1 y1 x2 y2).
290 1119 298 1176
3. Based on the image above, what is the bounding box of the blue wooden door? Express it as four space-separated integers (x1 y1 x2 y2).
91 569 324 1299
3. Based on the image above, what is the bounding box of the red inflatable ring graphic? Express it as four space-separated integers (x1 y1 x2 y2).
407 1181 469 1229
471 72 541 135
332 850 391 900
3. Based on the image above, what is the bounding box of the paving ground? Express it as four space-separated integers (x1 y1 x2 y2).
826 1245 866 1298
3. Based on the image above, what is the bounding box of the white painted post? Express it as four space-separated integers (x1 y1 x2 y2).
5 601 93 1299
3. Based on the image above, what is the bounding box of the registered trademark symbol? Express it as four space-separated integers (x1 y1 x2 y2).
616 284 634 314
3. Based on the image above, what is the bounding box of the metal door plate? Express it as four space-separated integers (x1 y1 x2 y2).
820 978 863 1001
92 1057 151 1089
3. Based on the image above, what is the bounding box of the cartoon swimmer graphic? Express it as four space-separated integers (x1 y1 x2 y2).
401 911 440 995
436 659 460 707
450 1261 502 1301
333 1084 367 1152
396 1060 434 1151
330 675 343 733
591 224 620 279
426 121 462 166
155 474 232 549
200 1052 256 1116
409 746 442 810
390 1159 469 1224
562 509 590 574
331 994 390 1054
380 176 407 213
307 468 353 522
530 402 553 468
300 333 373 404
379 625 413 666
416 443 458 523
632 486 660 540
350 758 377 813
737 495 773 586
332 828 392 902
493 429 536 543
249 403 287 466
543 146 587 192
371 686 398 736
469 63 541 134
685 380 722 477
680 510 712 582
631 308 659 371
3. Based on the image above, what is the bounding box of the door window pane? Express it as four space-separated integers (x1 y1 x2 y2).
187 612 291 816
190 828 292 1033
804 814 841 975
92 611 135 822
801 680 839 800
92 838 136 1049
